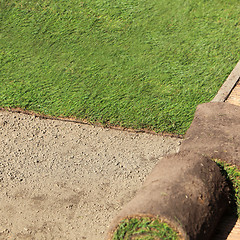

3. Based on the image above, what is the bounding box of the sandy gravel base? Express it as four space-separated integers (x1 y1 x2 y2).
0 110 181 240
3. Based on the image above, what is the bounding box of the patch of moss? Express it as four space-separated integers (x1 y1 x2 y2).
112 217 180 240
214 159 240 217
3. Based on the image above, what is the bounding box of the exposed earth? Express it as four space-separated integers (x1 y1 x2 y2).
0 110 181 240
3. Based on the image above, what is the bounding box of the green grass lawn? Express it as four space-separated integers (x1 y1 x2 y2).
0 0 239 134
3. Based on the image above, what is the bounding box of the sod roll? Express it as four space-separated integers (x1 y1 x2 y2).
181 102 240 215
107 151 229 240
181 102 240 165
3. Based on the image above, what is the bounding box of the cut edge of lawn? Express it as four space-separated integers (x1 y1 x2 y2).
0 107 184 139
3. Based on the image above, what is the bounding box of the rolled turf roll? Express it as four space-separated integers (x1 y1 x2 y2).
181 102 240 215
107 151 229 240
181 102 240 165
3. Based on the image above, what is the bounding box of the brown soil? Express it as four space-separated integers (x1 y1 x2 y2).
0 110 181 240
181 102 240 165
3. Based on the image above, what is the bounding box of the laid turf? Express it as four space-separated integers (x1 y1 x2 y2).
0 0 239 134
112 217 180 240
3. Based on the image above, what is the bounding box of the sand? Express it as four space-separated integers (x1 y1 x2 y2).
0 110 181 240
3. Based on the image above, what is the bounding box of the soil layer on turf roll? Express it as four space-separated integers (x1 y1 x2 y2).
181 102 240 217
108 151 229 240
181 102 240 165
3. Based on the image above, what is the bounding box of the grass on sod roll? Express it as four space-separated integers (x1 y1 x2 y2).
1 0 240 134
112 217 180 240
215 160 240 217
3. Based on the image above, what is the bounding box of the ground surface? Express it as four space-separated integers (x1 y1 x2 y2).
0 110 181 240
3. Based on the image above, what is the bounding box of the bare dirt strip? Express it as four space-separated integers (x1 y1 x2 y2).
0 110 181 240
